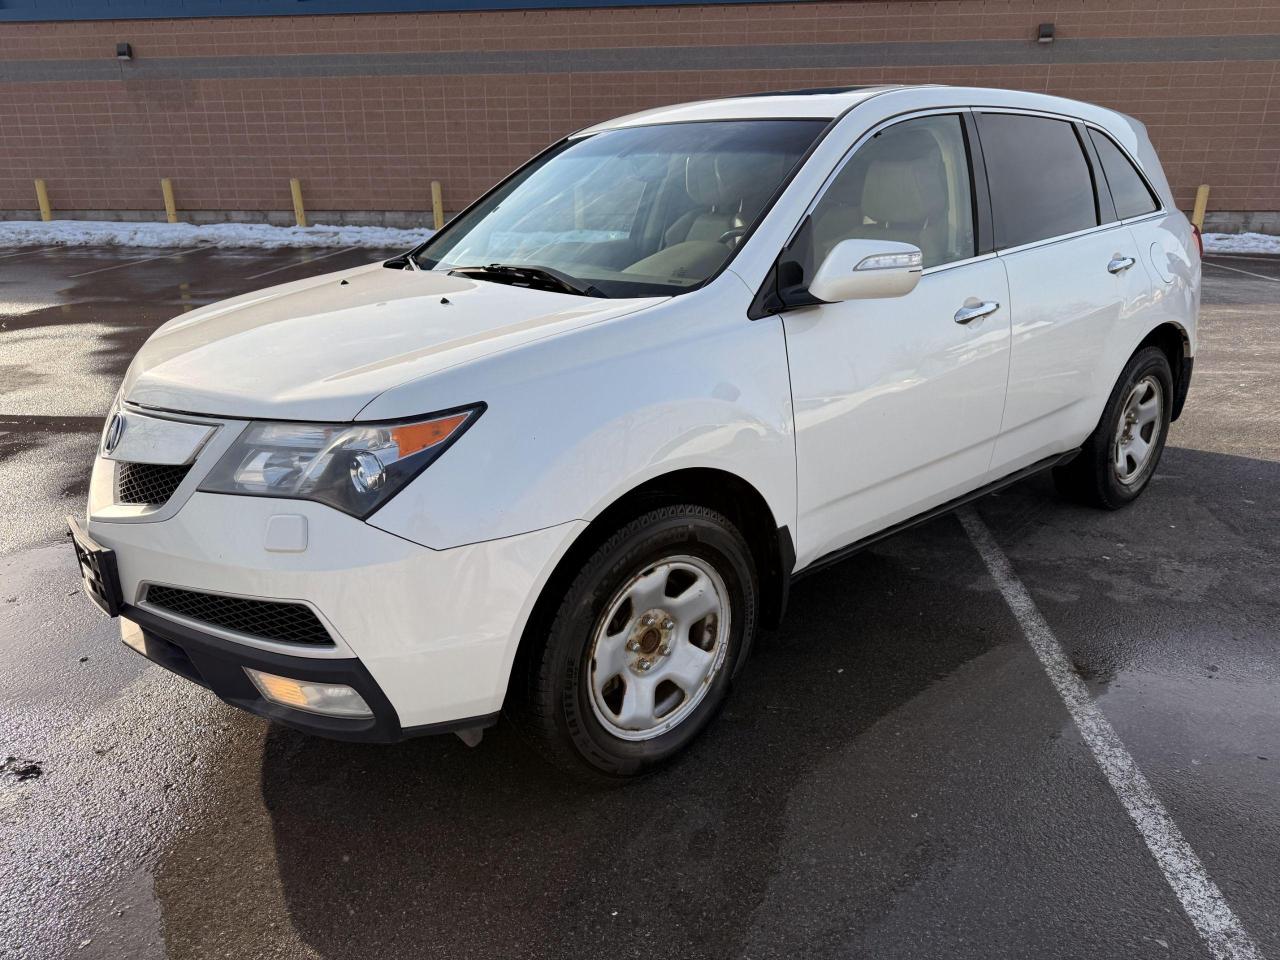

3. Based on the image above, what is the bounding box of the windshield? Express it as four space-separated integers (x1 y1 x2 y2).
412 119 829 298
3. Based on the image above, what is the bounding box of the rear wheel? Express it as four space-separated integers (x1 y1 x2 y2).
509 504 757 780
1053 345 1173 509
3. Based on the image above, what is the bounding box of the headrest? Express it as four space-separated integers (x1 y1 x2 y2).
686 152 793 212
685 154 723 207
860 129 947 225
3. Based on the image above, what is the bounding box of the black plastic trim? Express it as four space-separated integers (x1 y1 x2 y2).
67 516 123 617
144 584 334 647
770 524 796 627
122 604 496 743
1172 356 1194 421
735 85 886 99
794 451 1077 579
1076 120 1118 226
962 110 995 256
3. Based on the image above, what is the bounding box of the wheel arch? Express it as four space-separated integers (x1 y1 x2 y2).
504 467 793 706
1135 320 1193 420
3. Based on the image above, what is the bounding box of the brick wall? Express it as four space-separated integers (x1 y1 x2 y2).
1 1 1278 225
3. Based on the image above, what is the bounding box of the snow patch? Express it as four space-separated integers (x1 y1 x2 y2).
0 219 431 250
5 217 1276 257
1202 232 1280 255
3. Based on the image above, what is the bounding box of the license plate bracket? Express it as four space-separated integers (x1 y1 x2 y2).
67 516 123 617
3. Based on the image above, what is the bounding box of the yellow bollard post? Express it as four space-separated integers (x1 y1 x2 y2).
290 178 307 228
1191 184 1210 231
431 180 444 230
34 179 52 221
161 178 177 223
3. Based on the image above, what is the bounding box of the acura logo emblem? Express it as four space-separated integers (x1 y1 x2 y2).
103 413 125 455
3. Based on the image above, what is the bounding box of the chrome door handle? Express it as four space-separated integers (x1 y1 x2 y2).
1107 256 1136 274
953 301 1000 325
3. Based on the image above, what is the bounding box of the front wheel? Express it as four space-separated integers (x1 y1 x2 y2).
508 505 758 780
1053 345 1174 509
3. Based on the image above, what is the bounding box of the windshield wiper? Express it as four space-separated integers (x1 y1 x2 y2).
449 263 604 298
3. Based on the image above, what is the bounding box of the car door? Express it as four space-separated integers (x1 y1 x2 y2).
976 111 1152 475
781 111 1013 568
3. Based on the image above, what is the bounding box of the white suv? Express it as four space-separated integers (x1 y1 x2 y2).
71 85 1199 778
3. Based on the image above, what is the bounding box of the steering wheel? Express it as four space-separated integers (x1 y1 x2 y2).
717 227 747 246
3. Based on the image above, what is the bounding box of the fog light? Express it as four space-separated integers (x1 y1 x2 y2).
245 668 373 718
120 617 146 654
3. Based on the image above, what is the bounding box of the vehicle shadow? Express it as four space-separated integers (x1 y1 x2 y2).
248 514 1011 960
145 445 1279 960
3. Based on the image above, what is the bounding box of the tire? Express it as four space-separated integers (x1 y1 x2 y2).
1053 345 1174 509
508 504 758 780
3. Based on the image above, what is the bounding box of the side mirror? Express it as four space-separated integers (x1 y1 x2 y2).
807 239 923 303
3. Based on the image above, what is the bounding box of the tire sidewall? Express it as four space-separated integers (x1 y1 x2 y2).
549 508 756 778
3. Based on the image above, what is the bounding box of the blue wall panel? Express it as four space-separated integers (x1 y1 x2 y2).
0 0 797 23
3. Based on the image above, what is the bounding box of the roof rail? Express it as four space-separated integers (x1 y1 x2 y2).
731 85 883 99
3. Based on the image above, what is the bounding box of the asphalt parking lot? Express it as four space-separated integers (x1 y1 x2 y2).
1 244 1277 960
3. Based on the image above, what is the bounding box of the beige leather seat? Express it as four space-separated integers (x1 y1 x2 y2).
624 152 794 281
625 153 752 280
856 128 949 265
663 154 745 246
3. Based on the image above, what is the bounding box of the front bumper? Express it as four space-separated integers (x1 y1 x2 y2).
81 491 584 735
120 605 495 742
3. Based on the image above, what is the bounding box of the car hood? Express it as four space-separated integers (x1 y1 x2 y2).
122 262 665 421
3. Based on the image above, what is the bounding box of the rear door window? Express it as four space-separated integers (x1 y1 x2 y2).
1088 129 1160 220
977 113 1098 249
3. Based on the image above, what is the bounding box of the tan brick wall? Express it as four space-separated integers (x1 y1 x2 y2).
1 1 1278 221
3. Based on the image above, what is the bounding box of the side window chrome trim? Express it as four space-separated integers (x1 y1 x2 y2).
921 251 998 277
995 219 1130 258
1120 211 1167 227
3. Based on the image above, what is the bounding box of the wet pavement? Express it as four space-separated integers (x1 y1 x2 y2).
1 246 1277 959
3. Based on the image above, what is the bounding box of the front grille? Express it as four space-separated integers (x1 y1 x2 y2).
117 462 191 506
145 585 333 646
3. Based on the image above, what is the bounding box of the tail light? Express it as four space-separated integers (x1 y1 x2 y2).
1191 224 1203 258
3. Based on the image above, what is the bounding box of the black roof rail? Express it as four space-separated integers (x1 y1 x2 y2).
730 85 887 99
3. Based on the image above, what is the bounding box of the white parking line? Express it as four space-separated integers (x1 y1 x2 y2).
958 507 1263 960
1202 260 1279 283
0 246 54 260
244 245 359 280
1204 253 1280 262
66 246 211 279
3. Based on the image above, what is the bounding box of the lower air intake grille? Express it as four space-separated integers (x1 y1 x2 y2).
117 462 191 506
145 585 333 646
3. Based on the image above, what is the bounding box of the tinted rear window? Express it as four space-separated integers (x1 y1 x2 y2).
1088 128 1160 220
977 113 1098 249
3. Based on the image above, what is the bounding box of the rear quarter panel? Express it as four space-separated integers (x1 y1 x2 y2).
1094 114 1200 427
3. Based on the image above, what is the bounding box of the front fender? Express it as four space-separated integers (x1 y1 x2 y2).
364 279 796 550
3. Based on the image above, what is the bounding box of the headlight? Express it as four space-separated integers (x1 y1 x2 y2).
198 405 483 518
